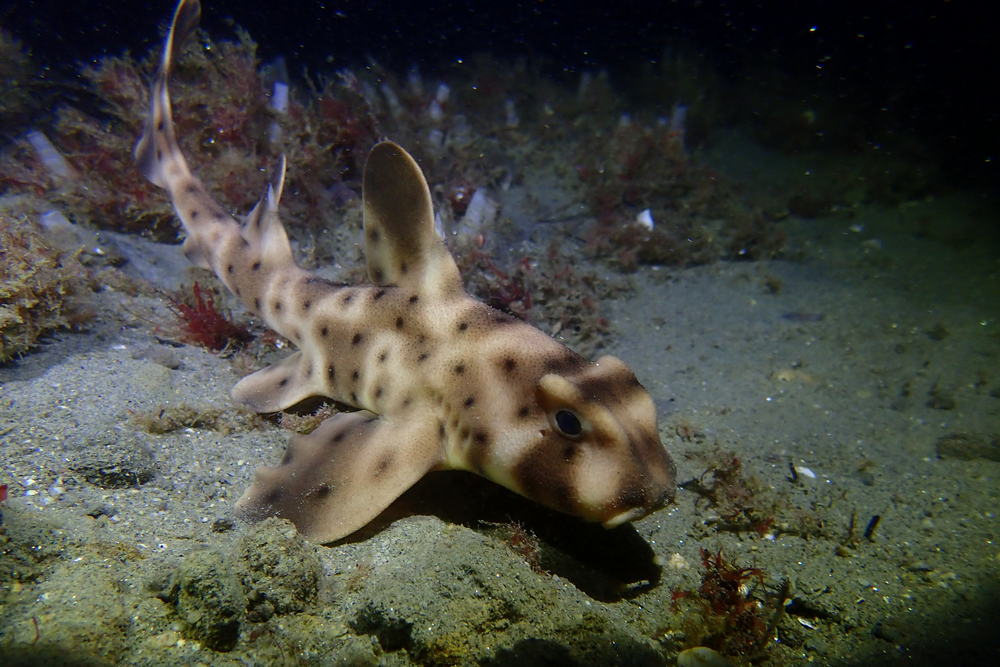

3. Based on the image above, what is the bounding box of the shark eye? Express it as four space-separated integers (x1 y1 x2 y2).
554 409 583 438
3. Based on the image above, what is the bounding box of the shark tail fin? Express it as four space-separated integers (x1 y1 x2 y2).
134 0 201 188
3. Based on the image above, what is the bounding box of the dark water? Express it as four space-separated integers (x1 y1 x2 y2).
2 0 997 190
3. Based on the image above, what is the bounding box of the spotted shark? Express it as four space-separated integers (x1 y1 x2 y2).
135 0 676 543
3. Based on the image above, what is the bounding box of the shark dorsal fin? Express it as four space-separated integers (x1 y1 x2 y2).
362 141 463 299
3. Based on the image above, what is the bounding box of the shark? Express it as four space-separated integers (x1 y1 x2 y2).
135 0 676 543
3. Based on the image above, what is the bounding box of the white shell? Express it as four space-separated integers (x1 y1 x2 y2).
636 208 655 230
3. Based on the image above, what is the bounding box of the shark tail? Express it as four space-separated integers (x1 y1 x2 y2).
135 0 303 340
134 0 201 189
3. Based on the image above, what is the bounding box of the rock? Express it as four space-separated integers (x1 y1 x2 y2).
677 646 734 667
0 558 128 664
234 518 322 621
173 548 245 651
69 429 157 488
935 433 1000 462
344 517 662 665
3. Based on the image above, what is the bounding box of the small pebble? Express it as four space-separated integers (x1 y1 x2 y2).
677 646 733 667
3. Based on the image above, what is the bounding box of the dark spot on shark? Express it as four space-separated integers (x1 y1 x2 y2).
368 229 380 242
190 209 199 219
374 386 383 399
374 454 393 477
417 353 429 363
281 450 293 465
457 322 468 332
395 317 404 329
278 378 288 387
517 406 530 418
226 264 234 274
327 365 336 380
544 353 585 376
378 351 388 363
408 295 419 305
515 448 576 514
399 261 408 274
454 363 465 375
373 289 386 300
320 325 329 337
311 484 332 501
343 292 354 304
502 358 517 373
474 430 489 446
351 369 360 381
352 333 363 346
252 261 261 271
463 396 475 408
302 299 311 311
253 298 260 310
332 431 345 443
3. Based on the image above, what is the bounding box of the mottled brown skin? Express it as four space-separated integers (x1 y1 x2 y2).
136 0 676 543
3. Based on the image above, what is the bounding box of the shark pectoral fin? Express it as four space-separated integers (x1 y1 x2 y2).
231 351 318 413
362 141 464 299
235 410 443 543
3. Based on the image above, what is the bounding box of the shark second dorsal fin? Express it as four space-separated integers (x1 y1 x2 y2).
362 141 463 299
240 155 294 270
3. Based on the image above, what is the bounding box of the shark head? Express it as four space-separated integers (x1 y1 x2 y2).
504 353 676 527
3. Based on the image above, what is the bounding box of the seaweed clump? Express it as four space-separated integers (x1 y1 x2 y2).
577 118 783 270
167 282 253 352
682 451 777 536
0 214 85 362
458 240 624 356
0 27 376 241
667 549 779 662
681 448 829 539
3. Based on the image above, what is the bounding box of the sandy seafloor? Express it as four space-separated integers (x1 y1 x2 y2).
1 130 999 666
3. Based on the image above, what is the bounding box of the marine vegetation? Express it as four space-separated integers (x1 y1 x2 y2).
0 0 786 359
668 548 782 662
167 282 254 352
0 214 87 362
